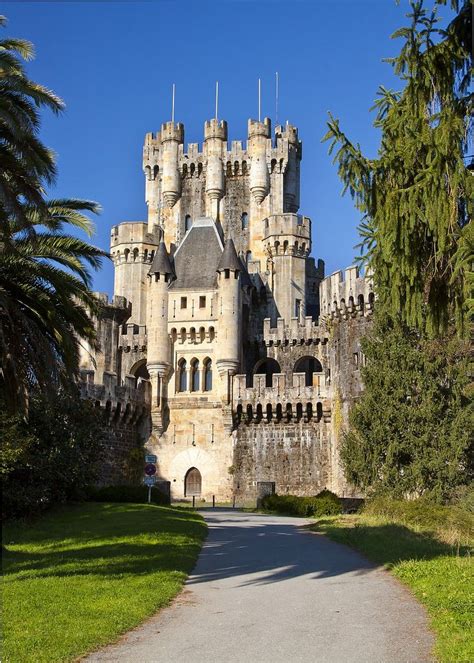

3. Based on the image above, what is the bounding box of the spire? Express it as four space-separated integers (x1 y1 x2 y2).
217 238 241 273
149 242 175 278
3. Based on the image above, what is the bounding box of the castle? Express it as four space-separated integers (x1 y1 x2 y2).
80 115 374 502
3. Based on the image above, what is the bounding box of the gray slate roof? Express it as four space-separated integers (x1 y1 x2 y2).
169 218 224 290
217 238 242 272
149 241 175 277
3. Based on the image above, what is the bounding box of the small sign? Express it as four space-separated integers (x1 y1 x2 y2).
145 454 157 464
144 476 156 486
144 463 157 476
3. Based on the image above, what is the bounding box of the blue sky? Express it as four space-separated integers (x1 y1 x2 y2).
4 0 450 295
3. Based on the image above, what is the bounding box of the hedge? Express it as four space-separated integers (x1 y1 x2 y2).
261 490 342 517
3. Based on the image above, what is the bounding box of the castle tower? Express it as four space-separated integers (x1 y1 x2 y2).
216 239 241 404
110 222 161 326
263 213 311 322
146 241 175 433
143 130 161 231
204 119 227 220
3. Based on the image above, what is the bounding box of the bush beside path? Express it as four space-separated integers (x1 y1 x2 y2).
2 502 207 663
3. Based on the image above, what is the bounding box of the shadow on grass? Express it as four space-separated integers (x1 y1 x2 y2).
3 503 207 582
3 507 467 589
310 518 471 569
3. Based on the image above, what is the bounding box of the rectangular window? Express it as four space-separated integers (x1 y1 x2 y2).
180 297 187 309
295 299 301 318
199 296 206 308
353 352 359 367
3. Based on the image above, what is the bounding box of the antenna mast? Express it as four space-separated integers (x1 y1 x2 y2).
275 72 279 125
215 81 219 120
171 83 175 122
258 78 261 122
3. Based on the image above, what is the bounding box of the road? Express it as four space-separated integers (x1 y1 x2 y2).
86 509 434 663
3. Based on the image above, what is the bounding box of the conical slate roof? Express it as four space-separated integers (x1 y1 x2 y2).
149 242 175 277
217 238 241 273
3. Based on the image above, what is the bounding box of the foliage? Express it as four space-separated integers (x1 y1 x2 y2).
2 502 207 663
323 0 473 337
261 490 342 517
313 497 473 662
87 484 170 506
1 389 106 519
341 315 473 501
364 494 473 546
0 16 107 414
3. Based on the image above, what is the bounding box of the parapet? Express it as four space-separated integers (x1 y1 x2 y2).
275 123 299 146
110 221 161 248
204 118 228 141
319 266 375 318
232 372 331 424
263 213 311 248
248 117 271 139
263 317 328 346
93 292 131 321
79 369 151 423
160 121 184 143
118 323 147 353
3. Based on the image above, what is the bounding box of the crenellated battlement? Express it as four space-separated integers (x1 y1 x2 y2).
233 372 331 425
319 266 375 319
79 369 151 423
263 213 311 256
263 316 328 346
118 323 147 352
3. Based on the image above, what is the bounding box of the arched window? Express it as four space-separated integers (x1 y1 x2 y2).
246 250 253 266
241 212 249 230
191 359 200 392
133 248 139 261
124 248 130 262
253 358 281 388
178 359 187 392
204 358 212 391
185 215 192 232
294 356 323 387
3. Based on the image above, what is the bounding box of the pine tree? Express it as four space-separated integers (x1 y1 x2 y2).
323 0 472 337
341 315 472 501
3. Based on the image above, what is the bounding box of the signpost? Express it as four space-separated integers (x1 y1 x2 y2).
144 456 158 503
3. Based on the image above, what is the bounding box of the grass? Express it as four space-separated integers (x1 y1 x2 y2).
2 502 207 663
312 507 473 663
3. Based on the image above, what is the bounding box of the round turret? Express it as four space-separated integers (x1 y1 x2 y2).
248 118 271 204
204 119 227 208
216 239 241 380
161 121 184 208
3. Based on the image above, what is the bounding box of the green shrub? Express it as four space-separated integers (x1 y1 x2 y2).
1 389 105 520
87 485 170 506
261 490 342 517
364 496 473 546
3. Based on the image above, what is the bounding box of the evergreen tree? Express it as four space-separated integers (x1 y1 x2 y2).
341 315 472 501
323 0 472 337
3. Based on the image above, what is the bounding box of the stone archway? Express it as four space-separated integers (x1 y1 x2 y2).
185 467 202 497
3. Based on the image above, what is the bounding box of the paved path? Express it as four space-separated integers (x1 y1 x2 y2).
86 510 434 663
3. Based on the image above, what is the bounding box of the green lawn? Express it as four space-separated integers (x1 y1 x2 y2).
2 502 207 663
313 513 473 663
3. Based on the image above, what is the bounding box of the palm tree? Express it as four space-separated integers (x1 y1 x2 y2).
0 17 107 413
0 15 64 230
0 200 107 413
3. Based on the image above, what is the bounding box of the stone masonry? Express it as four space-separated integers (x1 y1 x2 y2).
80 114 374 501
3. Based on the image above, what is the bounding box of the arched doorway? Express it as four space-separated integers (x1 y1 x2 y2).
185 467 202 497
